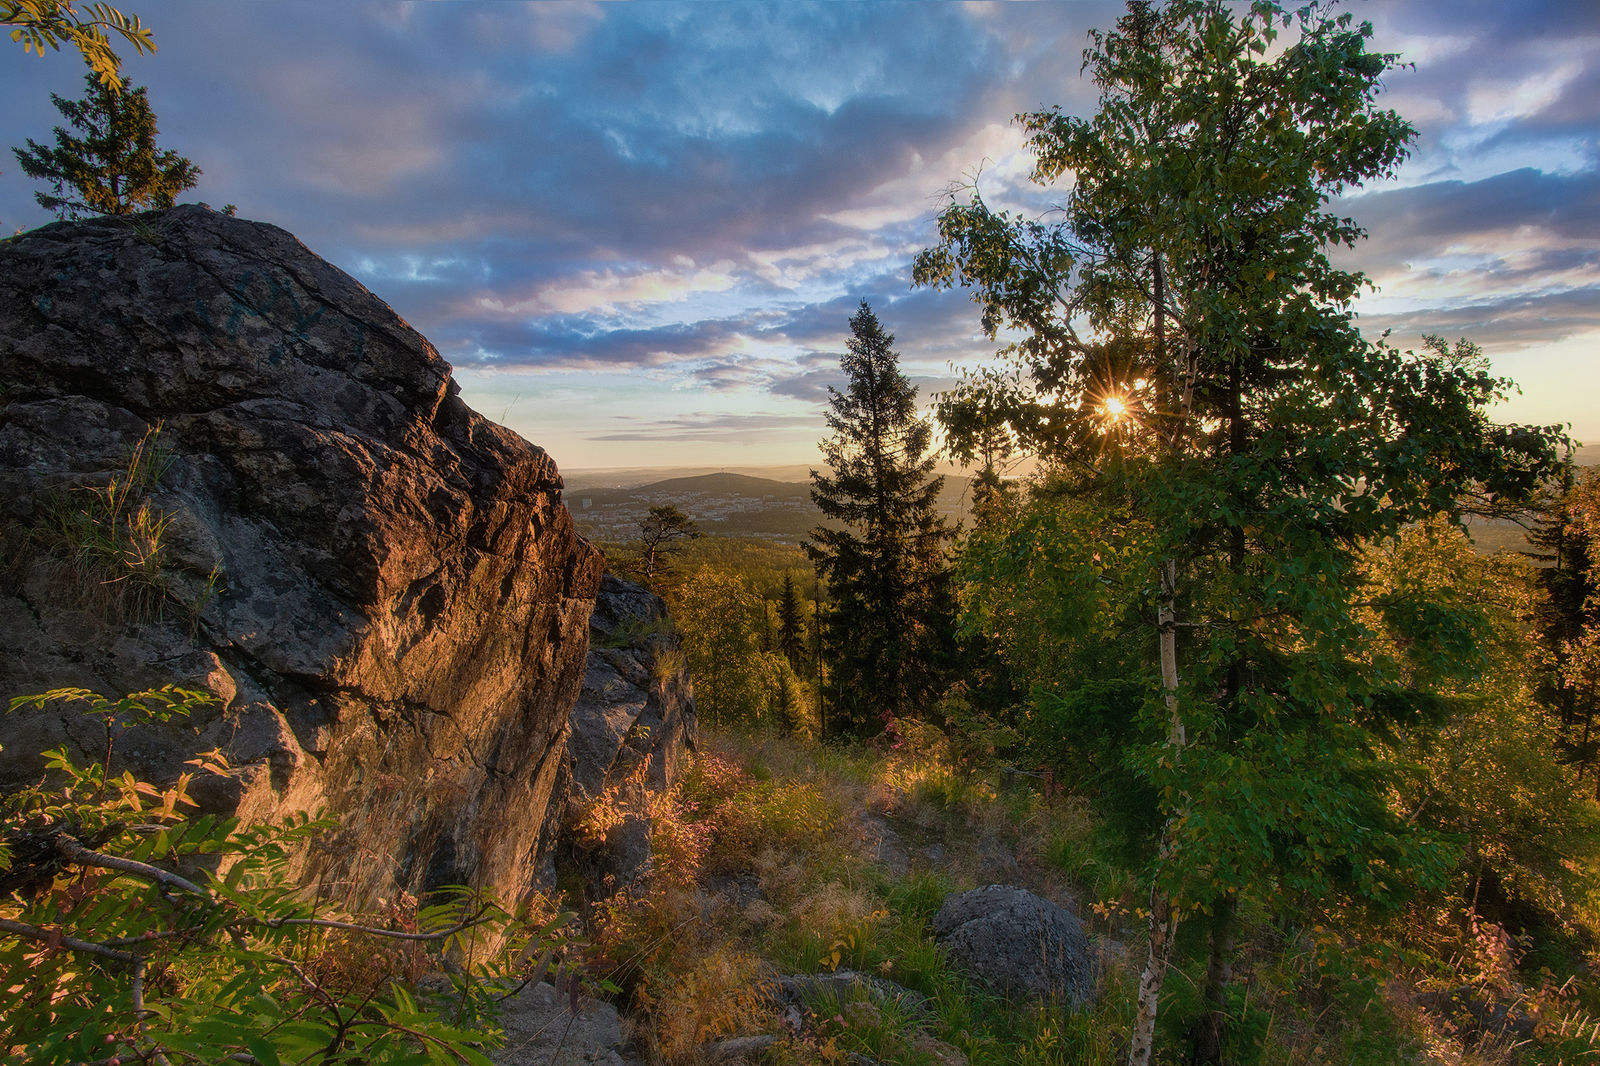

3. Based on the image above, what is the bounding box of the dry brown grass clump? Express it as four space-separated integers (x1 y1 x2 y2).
643 949 777 1063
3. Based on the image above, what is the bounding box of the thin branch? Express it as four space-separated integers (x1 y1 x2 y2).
0 917 140 964
345 1017 483 1065
261 903 499 942
270 952 346 1037
104 928 186 947
54 833 493 941
130 959 177 1066
54 833 207 896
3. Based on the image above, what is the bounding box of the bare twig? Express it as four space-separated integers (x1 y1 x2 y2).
0 917 140 964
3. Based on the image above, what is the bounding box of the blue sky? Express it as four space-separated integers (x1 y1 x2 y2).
3 1 1596 470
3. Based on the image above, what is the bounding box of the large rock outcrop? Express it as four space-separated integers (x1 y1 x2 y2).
0 205 605 905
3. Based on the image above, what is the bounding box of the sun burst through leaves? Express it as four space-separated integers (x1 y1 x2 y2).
1094 381 1145 438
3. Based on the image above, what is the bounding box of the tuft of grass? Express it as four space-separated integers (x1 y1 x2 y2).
32 423 221 624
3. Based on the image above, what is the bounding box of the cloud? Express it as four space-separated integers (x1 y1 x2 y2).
1346 167 1600 254
590 410 819 444
480 262 741 317
1358 285 1600 352
3 0 1593 460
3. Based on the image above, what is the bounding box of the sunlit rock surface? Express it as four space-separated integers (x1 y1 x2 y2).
0 205 605 904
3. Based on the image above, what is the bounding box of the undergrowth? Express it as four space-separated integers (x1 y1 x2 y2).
0 687 585 1065
578 724 1600 1066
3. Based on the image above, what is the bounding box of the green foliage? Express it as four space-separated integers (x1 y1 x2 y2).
1370 521 1600 962
672 565 815 733
777 571 807 671
807 301 956 737
917 1 1567 1060
1527 463 1600 784
3 0 154 89
13 70 200 219
1 687 572 1065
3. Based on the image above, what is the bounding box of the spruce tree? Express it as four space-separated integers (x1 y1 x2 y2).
13 71 199 220
1528 461 1600 784
776 572 806 671
806 300 954 737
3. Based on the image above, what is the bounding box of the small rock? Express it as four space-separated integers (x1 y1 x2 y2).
703 1034 779 1063
776 970 930 1017
910 1032 969 1066
852 810 910 877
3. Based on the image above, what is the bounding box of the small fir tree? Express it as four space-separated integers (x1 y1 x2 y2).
776 572 807 671
13 70 199 219
806 300 954 737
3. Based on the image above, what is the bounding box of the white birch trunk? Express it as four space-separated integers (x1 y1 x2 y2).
1129 557 1184 1066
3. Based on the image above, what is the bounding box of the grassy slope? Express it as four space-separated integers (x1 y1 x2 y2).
570 527 1600 1065
572 724 1600 1066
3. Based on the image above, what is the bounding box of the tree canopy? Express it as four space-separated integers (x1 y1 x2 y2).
915 1 1565 1061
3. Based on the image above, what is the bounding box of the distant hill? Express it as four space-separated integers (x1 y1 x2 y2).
568 470 973 544
575 472 810 508
564 465 819 490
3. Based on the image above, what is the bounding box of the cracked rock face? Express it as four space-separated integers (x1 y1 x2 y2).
0 205 605 905
562 574 696 893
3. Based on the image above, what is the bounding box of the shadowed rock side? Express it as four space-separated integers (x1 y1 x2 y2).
0 205 605 905
562 573 696 894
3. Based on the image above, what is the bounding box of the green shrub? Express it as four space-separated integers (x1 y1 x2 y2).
1 687 574 1065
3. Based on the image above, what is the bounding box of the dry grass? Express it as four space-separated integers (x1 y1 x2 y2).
27 422 223 626
574 723 1149 1065
646 950 778 1063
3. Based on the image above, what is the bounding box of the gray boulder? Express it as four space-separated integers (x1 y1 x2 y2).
492 981 644 1066
931 885 1093 1005
0 205 604 907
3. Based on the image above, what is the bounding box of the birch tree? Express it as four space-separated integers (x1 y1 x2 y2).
914 2 1563 1061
